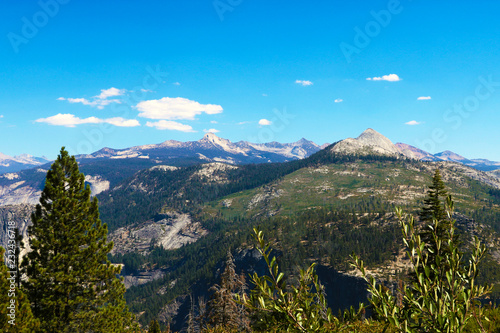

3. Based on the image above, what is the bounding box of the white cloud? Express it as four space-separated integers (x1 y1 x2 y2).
173 82 181 86
0 115 3 118
58 87 125 109
405 120 422 126
95 87 126 99
262 93 268 97
141 88 154 93
210 120 218 124
146 120 195 132
35 113 140 128
259 119 272 126
105 117 141 127
417 96 432 100
366 74 401 82
237 121 251 125
295 80 313 86
136 97 223 120
203 128 220 133
334 99 343 103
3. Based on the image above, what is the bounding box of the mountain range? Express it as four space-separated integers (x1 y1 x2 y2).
1 129 500 207
0 153 50 174
1 130 499 178
76 132 323 164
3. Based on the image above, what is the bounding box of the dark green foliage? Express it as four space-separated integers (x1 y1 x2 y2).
98 152 405 232
21 147 138 332
148 319 162 333
419 168 448 223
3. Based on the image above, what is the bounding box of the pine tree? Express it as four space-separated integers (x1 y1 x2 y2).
0 247 40 332
206 250 249 331
148 319 162 333
21 147 138 332
419 168 448 223
417 168 455 280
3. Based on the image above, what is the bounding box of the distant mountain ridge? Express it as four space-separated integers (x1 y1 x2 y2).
0 153 50 174
398 146 500 171
77 132 323 165
1 128 499 181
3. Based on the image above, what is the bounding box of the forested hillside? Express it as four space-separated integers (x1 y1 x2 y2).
99 147 500 329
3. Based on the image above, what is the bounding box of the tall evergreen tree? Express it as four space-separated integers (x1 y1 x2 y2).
21 147 138 332
417 168 456 280
419 168 448 223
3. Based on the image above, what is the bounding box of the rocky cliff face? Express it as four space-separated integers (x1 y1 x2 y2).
489 169 500 181
109 211 207 255
0 204 34 257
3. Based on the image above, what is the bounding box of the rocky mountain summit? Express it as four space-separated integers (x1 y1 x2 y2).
330 128 402 156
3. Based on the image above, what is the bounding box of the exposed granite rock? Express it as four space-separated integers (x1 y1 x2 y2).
331 128 402 156
109 211 208 255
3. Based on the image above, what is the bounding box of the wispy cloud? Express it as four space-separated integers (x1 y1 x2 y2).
405 120 422 126
259 119 272 126
203 128 220 133
173 82 181 86
58 87 126 109
95 87 126 99
417 96 432 100
295 80 313 86
262 93 268 97
57 97 122 109
35 113 140 127
136 97 223 120
366 74 401 82
334 99 343 103
237 121 251 125
146 120 195 132
210 120 218 124
0 115 3 118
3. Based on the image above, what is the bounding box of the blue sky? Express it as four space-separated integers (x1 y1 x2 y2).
0 0 499 160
